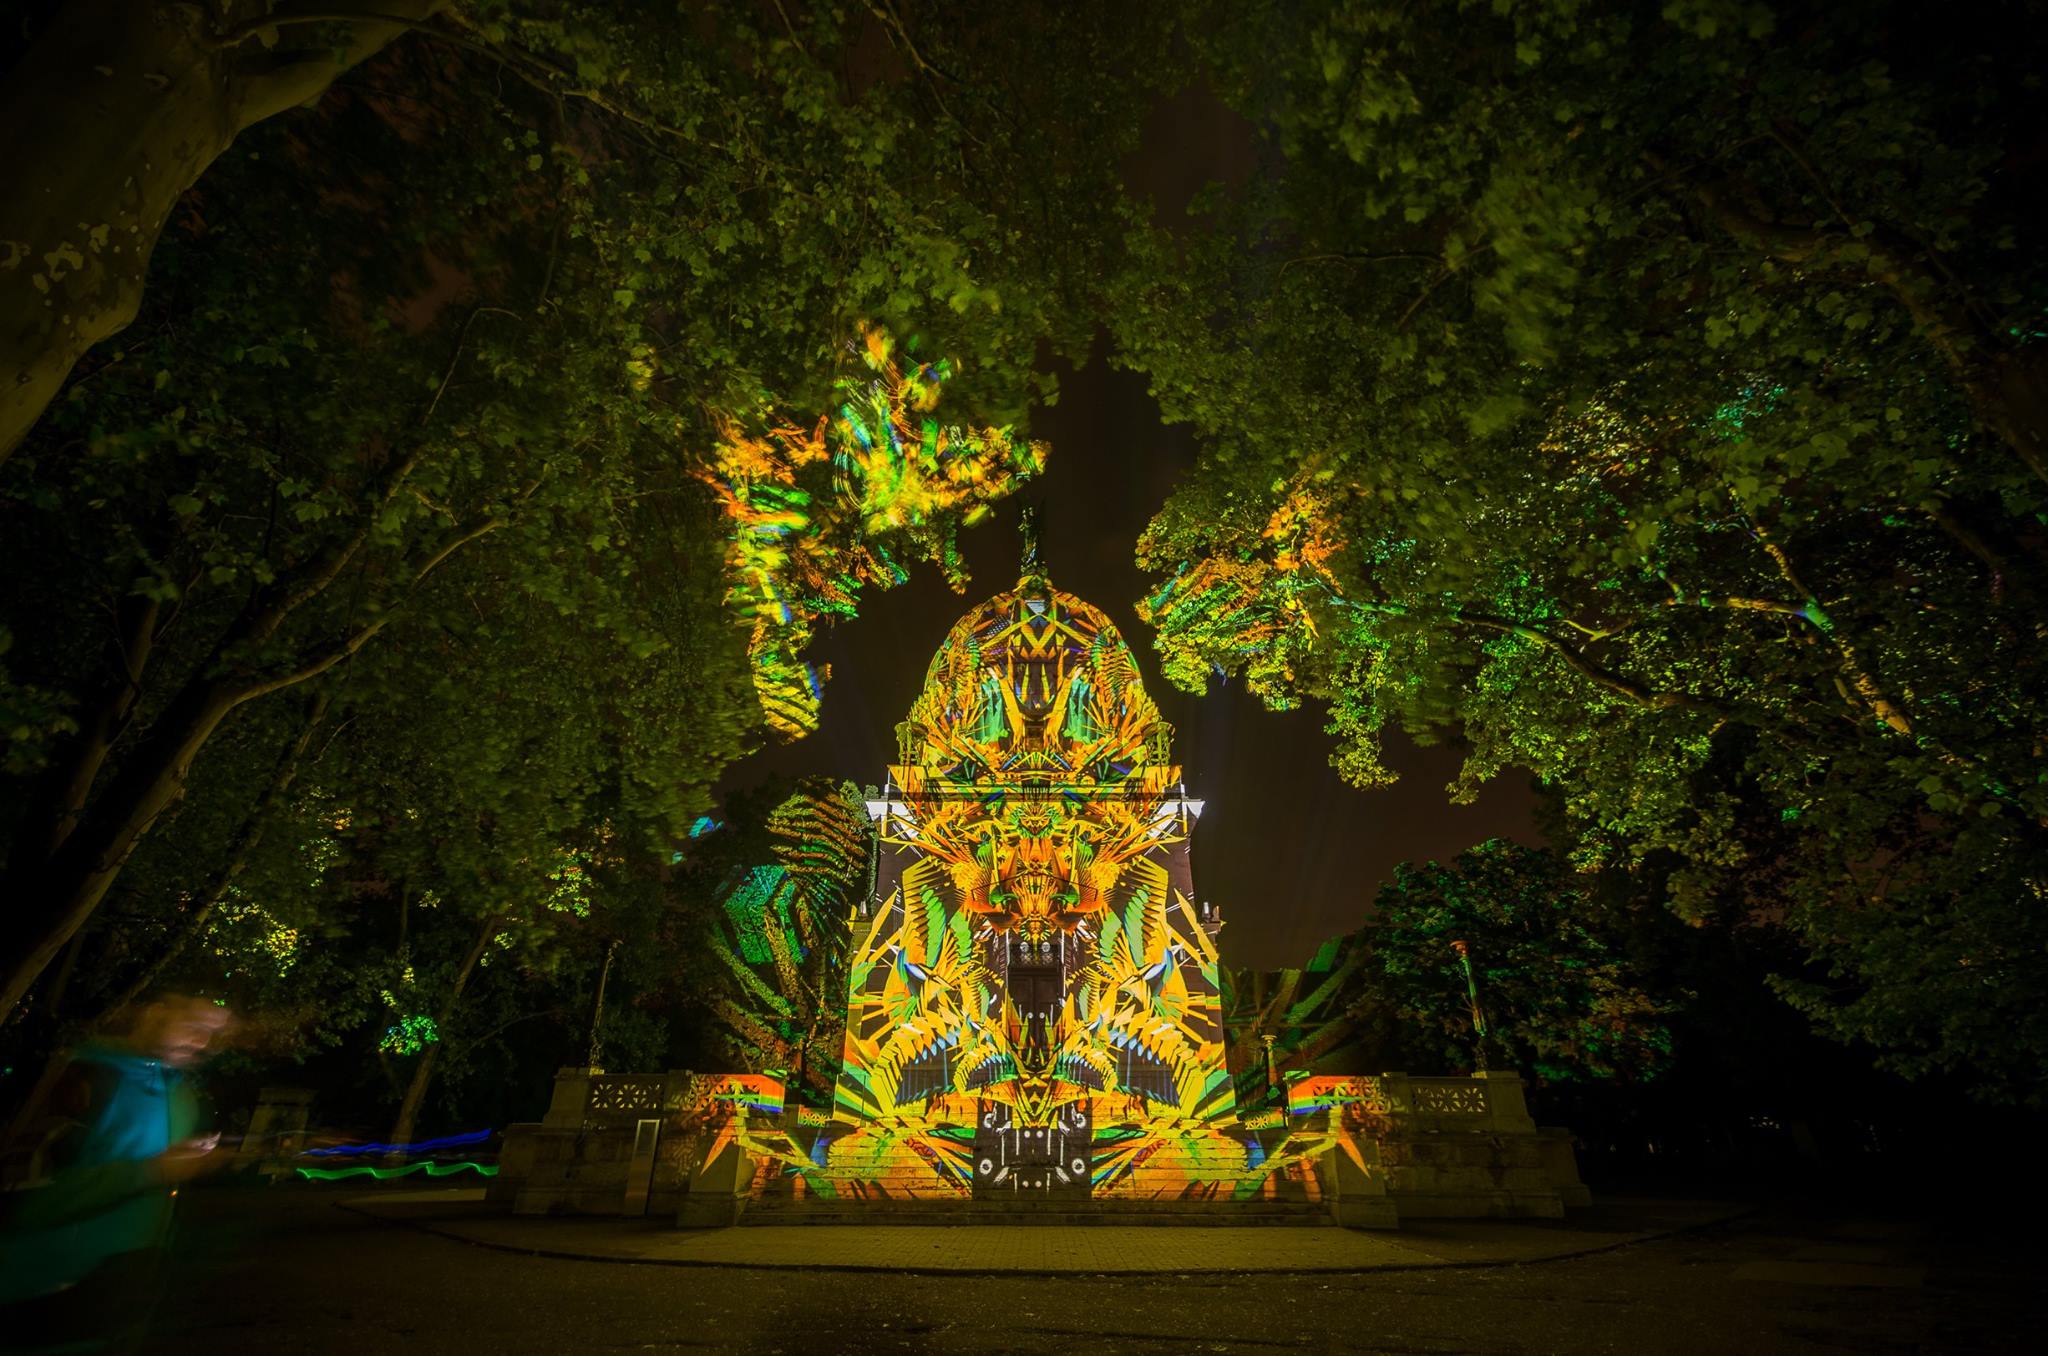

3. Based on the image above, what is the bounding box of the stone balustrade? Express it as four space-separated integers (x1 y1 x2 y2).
494 1069 786 1220
493 1065 1587 1227
1285 1069 1587 1220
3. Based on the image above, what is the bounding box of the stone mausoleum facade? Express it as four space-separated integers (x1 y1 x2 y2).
495 569 1587 1226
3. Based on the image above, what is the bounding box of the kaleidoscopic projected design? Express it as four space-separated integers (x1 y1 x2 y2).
1137 473 1341 716
700 327 1045 739
764 556 1332 1202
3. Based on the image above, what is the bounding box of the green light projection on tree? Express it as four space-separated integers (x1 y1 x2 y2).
379 1013 440 1057
702 327 1045 739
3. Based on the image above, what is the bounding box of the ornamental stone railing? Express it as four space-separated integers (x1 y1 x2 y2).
1405 1079 1491 1116
498 1065 1584 1226
583 1075 667 1122
1282 1069 1582 1220
1284 1070 1530 1129
499 1068 788 1220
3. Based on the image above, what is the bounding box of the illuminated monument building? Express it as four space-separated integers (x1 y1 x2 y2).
492 394 1585 1220
498 544 1586 1223
815 547 1262 1201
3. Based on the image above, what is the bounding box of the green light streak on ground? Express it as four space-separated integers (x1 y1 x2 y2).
294 1160 499 1182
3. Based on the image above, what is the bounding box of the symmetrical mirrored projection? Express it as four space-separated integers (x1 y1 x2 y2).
750 557 1333 1202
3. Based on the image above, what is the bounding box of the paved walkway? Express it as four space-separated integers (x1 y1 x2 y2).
343 1190 1750 1274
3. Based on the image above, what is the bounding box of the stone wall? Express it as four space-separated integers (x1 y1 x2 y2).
1288 1069 1588 1221
493 1066 1588 1228
493 1069 782 1221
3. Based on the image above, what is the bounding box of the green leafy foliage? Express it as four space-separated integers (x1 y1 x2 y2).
0 3 1168 1109
1366 841 1671 1083
1120 0 2048 1100
1227 841 1669 1090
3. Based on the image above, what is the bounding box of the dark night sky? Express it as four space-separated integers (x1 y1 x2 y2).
717 90 1538 969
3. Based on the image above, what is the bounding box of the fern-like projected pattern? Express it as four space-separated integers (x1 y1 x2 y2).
818 572 1284 1200
702 327 1045 738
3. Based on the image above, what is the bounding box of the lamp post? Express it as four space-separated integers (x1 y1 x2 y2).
1261 1032 1278 1097
587 938 619 1070
1450 939 1494 1072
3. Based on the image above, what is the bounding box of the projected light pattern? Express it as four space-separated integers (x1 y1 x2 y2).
786 566 1316 1202
1223 932 1371 1109
704 780 866 1101
1138 474 1346 729
702 326 1045 738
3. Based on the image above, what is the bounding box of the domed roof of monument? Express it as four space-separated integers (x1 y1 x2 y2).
895 562 1174 784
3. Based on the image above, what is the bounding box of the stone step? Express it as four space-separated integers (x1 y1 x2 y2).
738 1199 1332 1227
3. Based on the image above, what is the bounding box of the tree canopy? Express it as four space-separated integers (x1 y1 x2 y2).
1226 839 1669 1092
0 2 1163 1094
1119 0 2048 1102
3 0 2044 1135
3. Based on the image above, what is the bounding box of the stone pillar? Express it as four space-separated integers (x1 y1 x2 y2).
491 1121 538 1205
1282 1072 1402 1230
1537 1126 1592 1208
542 1066 601 1128
676 1132 756 1228
1318 1136 1400 1230
236 1086 314 1173
1475 1069 1537 1134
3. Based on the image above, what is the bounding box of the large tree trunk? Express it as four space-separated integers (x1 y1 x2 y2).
385 913 497 1156
0 0 443 461
0 679 242 1015
385 1045 446 1163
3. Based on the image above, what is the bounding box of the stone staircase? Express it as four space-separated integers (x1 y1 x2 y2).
738 1195 1332 1226
494 1067 1585 1230
742 1129 1333 1226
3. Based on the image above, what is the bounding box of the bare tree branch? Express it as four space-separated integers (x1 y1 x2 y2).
227 3 453 128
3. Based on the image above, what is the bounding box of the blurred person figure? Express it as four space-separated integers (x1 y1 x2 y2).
0 994 234 1352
